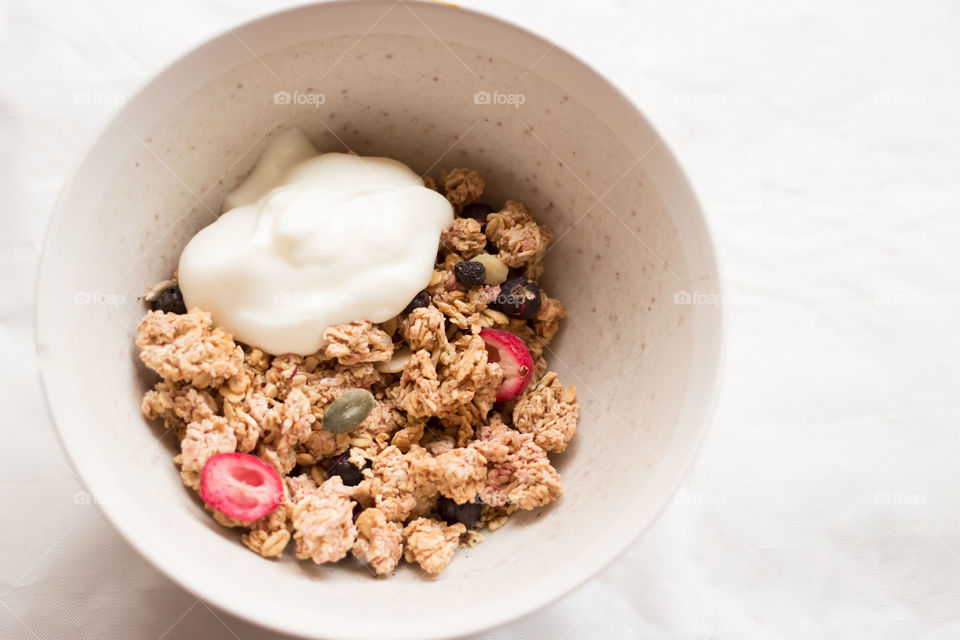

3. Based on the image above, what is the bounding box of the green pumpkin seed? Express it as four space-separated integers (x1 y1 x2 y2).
322 389 375 434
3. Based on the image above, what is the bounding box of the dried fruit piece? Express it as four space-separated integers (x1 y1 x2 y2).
149 285 187 315
200 453 283 522
322 389 376 434
460 202 493 229
403 290 431 314
326 451 366 487
479 328 534 401
493 277 541 319
470 253 509 285
402 517 465 574
454 260 486 286
437 495 482 529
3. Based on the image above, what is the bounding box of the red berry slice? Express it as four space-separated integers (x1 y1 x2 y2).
200 453 284 522
479 328 535 402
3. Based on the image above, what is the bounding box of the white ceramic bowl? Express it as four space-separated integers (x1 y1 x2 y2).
36 2 722 638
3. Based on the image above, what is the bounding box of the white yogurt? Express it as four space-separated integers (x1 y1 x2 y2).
178 129 453 355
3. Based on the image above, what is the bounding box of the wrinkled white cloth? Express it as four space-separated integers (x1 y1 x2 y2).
2 0 959 638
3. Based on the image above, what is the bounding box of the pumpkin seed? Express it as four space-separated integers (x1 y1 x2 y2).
322 389 375 434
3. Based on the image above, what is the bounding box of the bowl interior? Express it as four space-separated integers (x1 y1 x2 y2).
36 3 721 639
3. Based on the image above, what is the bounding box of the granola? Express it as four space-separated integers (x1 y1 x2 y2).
402 517 466 574
440 217 486 259
322 321 393 365
473 419 563 510
512 372 579 454
439 168 484 209
399 306 447 352
353 508 404 575
242 493 293 558
178 417 236 490
136 309 243 388
292 477 357 564
485 201 554 270
432 447 487 504
395 350 442 419
137 167 578 576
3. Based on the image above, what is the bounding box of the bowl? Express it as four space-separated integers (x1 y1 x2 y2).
35 2 723 638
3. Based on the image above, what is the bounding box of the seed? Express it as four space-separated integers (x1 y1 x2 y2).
454 260 486 286
374 347 413 373
470 253 509 285
460 202 493 228
322 389 375 434
296 452 317 467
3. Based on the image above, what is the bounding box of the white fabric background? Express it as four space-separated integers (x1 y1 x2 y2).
3 0 959 638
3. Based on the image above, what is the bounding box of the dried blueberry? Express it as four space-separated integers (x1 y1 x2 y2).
326 451 366 487
150 286 186 315
437 495 482 529
403 290 431 314
460 202 493 228
493 277 542 320
454 260 486 287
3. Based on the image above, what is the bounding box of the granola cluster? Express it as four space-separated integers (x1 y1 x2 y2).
136 168 578 576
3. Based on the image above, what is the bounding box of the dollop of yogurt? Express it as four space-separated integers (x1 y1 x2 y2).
178 129 453 355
